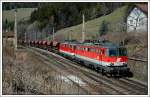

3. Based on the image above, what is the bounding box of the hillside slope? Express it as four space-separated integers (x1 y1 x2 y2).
53 5 128 41
2 8 37 22
51 5 148 83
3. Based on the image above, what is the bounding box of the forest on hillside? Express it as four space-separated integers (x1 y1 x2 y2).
3 2 126 31
29 2 125 30
3 2 141 40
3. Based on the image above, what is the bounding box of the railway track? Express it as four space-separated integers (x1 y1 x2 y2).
22 46 148 95
129 57 147 62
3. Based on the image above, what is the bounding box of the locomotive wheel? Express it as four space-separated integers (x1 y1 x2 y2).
91 65 95 70
102 69 105 76
96 67 101 73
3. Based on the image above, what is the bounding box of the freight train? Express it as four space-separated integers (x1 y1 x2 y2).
19 39 133 77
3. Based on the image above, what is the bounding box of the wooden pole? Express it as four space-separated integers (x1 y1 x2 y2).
82 14 85 42
53 27 54 41
24 32 26 46
14 8 17 50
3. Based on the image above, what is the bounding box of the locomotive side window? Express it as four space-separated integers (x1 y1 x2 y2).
88 48 90 51
85 48 87 51
70 45 72 48
82 47 84 51
78 46 81 50
101 50 105 55
79 47 81 50
76 46 79 50
77 46 80 50
73 46 76 50
96 49 101 54
90 48 96 52
85 48 89 51
71 45 73 49
107 48 127 56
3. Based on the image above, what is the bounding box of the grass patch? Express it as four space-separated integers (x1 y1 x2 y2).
2 8 37 22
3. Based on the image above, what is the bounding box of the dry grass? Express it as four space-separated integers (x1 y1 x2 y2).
2 45 87 94
2 8 37 22
2 46 14 94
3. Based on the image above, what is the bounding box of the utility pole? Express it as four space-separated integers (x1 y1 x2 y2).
53 27 54 41
12 7 17 93
69 31 71 40
28 32 30 46
82 14 85 43
25 32 27 42
35 31 37 41
30 31 32 46
14 8 17 50
24 32 27 46
45 31 47 41
69 30 73 40
34 31 36 41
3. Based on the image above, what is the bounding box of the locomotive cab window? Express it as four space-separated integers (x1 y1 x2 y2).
108 48 118 57
108 48 127 57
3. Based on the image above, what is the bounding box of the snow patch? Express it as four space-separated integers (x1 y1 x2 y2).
57 75 86 86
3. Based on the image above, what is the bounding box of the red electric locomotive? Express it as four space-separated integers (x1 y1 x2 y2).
59 40 131 76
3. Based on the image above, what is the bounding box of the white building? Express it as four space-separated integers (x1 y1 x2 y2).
127 4 148 32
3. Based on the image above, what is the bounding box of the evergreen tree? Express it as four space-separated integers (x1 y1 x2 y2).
99 20 108 36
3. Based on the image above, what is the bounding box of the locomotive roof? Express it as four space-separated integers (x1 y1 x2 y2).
81 42 120 48
62 40 80 45
62 40 122 48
